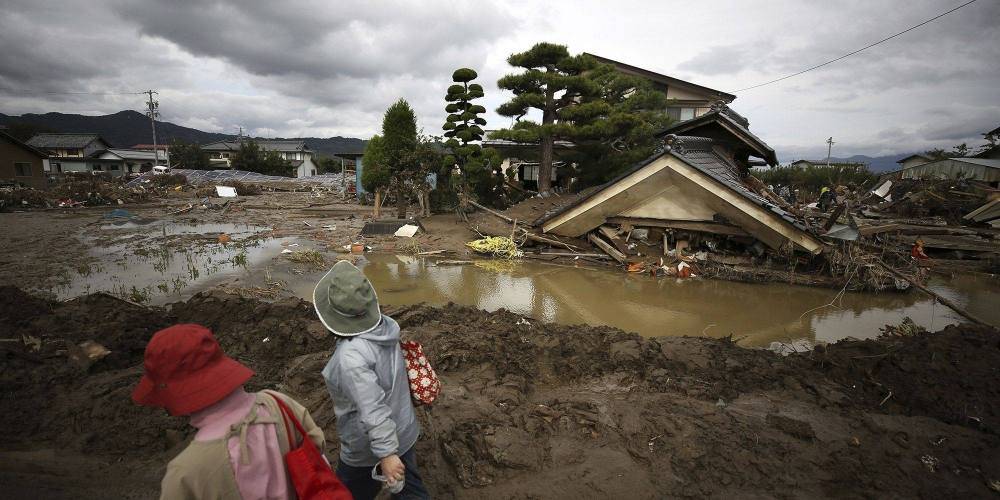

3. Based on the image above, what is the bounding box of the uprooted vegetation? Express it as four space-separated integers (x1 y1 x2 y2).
1 287 998 498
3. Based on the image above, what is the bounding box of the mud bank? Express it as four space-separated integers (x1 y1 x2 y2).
1 287 998 499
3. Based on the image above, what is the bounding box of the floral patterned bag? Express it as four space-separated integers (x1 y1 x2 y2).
400 340 440 405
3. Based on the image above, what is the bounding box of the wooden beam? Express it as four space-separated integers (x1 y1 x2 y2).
605 217 749 237
588 233 626 264
597 225 630 254
468 199 514 223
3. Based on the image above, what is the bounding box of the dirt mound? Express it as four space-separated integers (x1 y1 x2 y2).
0 289 332 458
791 323 1000 432
2 291 998 498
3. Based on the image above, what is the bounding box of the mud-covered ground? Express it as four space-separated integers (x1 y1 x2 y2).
1 287 998 499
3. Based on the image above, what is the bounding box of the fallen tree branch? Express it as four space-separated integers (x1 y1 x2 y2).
872 256 992 327
468 199 513 223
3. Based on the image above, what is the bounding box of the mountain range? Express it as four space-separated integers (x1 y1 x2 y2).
0 110 367 157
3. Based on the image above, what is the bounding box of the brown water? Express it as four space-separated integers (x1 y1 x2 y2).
320 254 999 347
55 224 1000 346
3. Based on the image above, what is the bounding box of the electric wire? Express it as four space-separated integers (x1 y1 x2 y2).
733 0 980 92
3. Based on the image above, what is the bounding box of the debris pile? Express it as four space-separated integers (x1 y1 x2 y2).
0 172 195 210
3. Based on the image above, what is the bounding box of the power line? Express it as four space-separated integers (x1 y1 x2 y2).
733 0 980 92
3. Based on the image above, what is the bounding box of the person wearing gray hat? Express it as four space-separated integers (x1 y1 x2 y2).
317 260 429 499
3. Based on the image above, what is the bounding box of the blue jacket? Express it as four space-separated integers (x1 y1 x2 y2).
321 315 420 466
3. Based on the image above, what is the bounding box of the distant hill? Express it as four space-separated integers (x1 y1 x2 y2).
0 110 366 157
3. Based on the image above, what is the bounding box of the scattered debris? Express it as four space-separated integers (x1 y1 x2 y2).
215 185 238 198
394 224 420 238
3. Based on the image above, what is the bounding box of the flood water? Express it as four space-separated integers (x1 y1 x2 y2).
54 225 1000 346
339 254 999 347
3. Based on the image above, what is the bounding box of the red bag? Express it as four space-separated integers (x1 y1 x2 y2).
267 393 353 500
401 341 441 405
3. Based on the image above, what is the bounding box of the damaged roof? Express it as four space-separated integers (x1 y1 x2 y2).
655 109 778 167
535 135 810 234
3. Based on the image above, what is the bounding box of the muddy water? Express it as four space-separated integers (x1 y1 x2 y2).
54 223 1000 346
331 254 999 347
52 222 290 303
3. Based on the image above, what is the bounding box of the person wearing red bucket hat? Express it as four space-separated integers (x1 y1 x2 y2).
133 324 328 500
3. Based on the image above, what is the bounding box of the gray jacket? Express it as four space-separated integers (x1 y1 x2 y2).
321 315 420 467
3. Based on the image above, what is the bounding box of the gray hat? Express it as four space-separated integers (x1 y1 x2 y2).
313 260 381 336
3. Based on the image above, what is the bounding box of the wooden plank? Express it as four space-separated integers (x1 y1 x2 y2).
597 225 630 254
606 216 749 237
588 233 626 264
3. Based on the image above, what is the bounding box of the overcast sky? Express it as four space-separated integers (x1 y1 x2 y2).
1 0 997 160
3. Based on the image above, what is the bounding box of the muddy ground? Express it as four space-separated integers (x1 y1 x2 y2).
1 287 998 499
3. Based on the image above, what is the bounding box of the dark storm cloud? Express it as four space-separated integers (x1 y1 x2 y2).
0 0 519 137
114 0 511 81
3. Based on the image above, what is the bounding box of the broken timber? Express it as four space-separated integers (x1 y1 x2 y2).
588 233 627 264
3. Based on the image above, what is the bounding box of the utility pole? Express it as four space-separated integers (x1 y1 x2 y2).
826 136 835 167
145 90 161 166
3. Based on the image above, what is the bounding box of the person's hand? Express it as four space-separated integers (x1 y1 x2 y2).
380 454 405 485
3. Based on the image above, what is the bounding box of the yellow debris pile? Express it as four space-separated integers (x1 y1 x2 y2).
465 236 523 259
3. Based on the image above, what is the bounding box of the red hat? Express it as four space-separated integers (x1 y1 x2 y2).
131 324 253 416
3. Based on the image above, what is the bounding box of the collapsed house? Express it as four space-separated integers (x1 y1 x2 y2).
536 107 824 262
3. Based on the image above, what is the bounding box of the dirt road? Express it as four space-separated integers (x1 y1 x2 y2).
1 287 997 499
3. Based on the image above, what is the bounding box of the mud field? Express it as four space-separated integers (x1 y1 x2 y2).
1 286 998 499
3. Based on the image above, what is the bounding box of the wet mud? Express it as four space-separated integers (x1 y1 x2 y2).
2 287 998 499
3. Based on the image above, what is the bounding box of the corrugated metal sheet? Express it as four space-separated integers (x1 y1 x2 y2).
899 158 1000 182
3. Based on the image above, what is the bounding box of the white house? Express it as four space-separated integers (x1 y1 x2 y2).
89 148 163 176
202 139 319 178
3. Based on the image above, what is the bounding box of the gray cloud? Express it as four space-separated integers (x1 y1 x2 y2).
0 0 996 158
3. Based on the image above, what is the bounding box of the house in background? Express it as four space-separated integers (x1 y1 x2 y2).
895 153 934 170
25 133 111 174
202 139 319 177
0 131 49 189
89 148 162 176
585 53 736 121
893 157 1000 186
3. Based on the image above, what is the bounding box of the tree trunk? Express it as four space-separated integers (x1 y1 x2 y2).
373 190 382 218
539 134 554 193
538 88 556 193
396 187 407 219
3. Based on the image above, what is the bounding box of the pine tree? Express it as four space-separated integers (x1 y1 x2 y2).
442 68 502 210
492 42 671 191
492 42 599 193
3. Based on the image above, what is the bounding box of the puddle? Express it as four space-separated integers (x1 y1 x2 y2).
282 254 999 347
52 222 290 304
